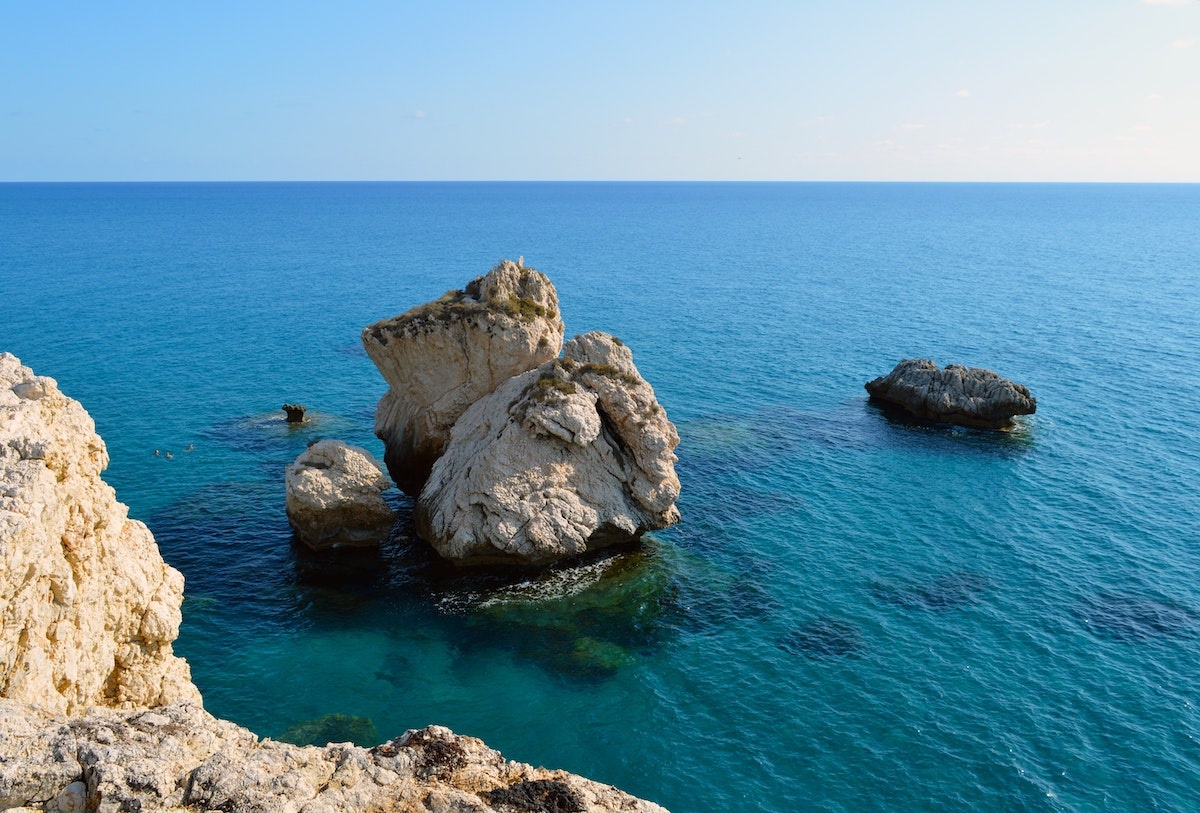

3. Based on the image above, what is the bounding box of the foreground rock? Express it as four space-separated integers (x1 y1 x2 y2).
0 698 668 813
1 353 668 811
417 332 681 566
362 259 565 494
0 353 199 714
865 358 1036 429
285 439 397 549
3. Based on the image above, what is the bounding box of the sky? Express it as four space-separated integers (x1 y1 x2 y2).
2 1 1197 182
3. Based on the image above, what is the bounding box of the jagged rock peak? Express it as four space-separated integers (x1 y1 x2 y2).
865 358 1037 429
416 332 681 566
0 353 200 714
361 259 565 495
284 439 396 549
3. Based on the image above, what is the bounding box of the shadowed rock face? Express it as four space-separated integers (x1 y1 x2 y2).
865 358 1036 429
284 439 396 549
362 260 565 495
0 353 199 714
416 332 681 566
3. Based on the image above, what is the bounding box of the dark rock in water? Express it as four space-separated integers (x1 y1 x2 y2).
779 617 864 659
283 403 307 423
1075 591 1200 642
872 570 993 612
865 359 1035 429
280 712 380 746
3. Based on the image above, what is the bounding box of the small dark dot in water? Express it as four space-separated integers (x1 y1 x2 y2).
872 570 993 612
1074 591 1200 643
779 617 864 659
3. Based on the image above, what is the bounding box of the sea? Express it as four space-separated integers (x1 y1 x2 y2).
2 182 1199 812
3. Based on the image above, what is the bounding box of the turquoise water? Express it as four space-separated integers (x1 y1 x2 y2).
3 182 1200 812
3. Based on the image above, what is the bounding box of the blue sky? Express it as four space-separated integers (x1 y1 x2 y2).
2 1 1197 181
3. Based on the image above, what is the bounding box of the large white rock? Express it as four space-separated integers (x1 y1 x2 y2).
284 439 396 549
362 259 564 494
416 332 681 566
0 698 669 813
0 353 200 714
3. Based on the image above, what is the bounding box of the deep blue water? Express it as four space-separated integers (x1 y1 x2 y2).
3 182 1200 812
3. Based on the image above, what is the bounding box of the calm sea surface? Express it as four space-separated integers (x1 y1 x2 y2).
2 182 1199 812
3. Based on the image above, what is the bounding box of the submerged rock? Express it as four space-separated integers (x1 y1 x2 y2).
362 259 564 494
284 439 396 549
281 712 380 746
0 699 668 813
416 332 681 566
0 353 199 714
865 358 1036 429
779 617 864 659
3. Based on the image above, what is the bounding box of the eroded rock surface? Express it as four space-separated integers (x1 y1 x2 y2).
865 358 1036 429
0 353 200 714
0 698 668 813
285 439 396 549
416 332 681 566
362 259 565 494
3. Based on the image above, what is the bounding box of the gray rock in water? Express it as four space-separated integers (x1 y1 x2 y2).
416 332 681 566
865 358 1036 429
361 259 564 495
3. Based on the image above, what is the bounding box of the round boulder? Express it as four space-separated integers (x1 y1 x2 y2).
284 440 396 549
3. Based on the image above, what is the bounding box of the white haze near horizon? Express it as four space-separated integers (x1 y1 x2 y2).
1 0 1197 182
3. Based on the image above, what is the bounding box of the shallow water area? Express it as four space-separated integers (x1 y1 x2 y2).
3 182 1200 812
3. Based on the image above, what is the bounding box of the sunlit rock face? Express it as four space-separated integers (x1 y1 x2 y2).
0 353 200 715
0 699 670 813
865 358 1036 429
362 259 564 495
284 439 396 549
416 332 681 566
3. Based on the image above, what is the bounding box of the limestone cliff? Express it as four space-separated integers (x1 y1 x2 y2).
865 358 1036 429
362 259 564 495
416 332 681 566
0 699 668 813
0 353 199 714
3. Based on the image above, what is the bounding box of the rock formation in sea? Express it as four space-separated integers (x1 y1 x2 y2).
0 352 668 812
416 332 681 566
0 700 667 813
284 438 396 549
865 358 1036 429
362 259 565 495
0 353 200 714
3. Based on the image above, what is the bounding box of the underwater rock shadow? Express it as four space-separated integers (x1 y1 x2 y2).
871 570 994 613
864 399 1035 459
1073 590 1200 643
779 617 865 660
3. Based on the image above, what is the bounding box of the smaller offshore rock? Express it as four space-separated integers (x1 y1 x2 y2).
284 439 396 549
282 403 306 423
362 259 565 495
865 358 1036 429
416 332 681 566
0 698 669 813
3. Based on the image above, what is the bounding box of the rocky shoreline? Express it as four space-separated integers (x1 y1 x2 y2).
0 351 667 812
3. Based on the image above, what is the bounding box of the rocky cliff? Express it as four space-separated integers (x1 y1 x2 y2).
416 332 681 566
362 260 564 495
0 699 667 813
0 353 199 714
